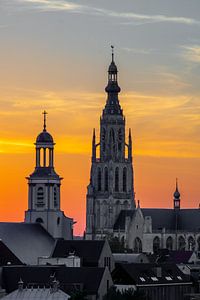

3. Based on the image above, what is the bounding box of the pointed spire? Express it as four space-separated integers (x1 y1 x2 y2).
174 178 180 199
176 178 178 191
129 128 132 142
42 110 48 132
111 45 114 62
128 128 132 162
92 129 96 162
174 178 180 210
104 47 122 116
93 128 96 142
137 199 140 208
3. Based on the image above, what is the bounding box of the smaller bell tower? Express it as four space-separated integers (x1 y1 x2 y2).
174 178 181 210
25 111 73 239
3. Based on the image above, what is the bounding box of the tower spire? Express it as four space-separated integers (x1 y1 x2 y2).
43 110 48 132
174 178 180 210
104 47 122 116
111 45 114 62
176 177 178 191
128 128 132 162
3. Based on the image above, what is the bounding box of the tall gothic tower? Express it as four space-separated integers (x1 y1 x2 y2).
86 49 135 240
25 112 73 239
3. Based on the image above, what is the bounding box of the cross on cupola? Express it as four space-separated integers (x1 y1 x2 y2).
43 110 48 132
25 113 73 239
35 111 55 168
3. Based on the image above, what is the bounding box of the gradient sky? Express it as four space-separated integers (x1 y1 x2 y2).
0 0 200 235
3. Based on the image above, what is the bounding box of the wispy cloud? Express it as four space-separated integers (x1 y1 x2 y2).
122 47 154 55
17 0 81 11
181 45 200 63
15 0 200 26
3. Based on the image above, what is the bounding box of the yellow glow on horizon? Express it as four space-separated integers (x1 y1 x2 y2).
1 89 200 234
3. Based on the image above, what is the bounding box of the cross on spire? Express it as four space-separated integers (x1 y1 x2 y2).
43 110 48 132
111 45 114 62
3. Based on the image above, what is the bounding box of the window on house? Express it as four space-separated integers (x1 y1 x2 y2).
151 277 158 281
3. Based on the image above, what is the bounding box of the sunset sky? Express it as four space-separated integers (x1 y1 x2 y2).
1 0 200 235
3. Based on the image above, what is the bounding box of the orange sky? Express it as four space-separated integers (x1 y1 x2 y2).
1 91 200 235
1 0 200 235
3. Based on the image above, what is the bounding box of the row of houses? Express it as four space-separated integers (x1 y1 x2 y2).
0 224 200 299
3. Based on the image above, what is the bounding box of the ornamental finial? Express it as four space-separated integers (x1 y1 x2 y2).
42 110 48 132
111 45 114 62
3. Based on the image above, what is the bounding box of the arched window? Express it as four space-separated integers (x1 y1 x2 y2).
54 186 58 207
188 236 195 251
57 217 60 225
35 217 43 224
104 167 108 192
197 237 200 251
115 167 119 192
110 128 115 143
166 236 173 250
96 201 100 228
178 236 186 250
118 128 123 152
123 168 127 192
37 187 45 207
123 200 129 210
97 168 101 191
134 237 142 253
102 201 108 227
153 236 160 253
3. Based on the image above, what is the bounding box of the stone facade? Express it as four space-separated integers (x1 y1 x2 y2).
85 53 200 253
86 51 135 240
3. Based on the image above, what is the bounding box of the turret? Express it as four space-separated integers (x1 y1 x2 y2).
92 128 96 162
174 178 180 210
128 128 132 162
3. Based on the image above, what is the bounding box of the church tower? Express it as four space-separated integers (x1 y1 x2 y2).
25 111 73 239
86 48 136 240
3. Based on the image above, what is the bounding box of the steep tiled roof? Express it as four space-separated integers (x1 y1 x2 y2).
1 288 70 299
113 210 136 230
113 208 200 232
112 263 191 286
2 266 106 295
0 223 55 265
51 240 105 267
0 240 23 266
